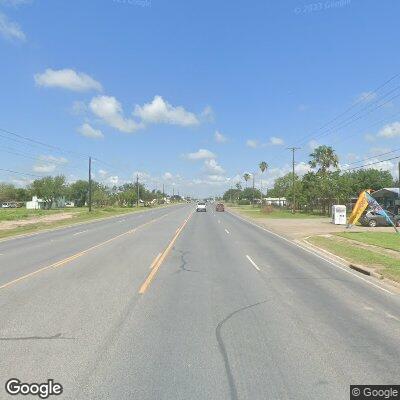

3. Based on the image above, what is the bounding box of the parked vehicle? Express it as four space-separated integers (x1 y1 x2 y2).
215 203 225 212
196 202 206 212
360 210 400 227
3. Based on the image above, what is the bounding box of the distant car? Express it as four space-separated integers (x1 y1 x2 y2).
215 203 225 212
196 202 206 212
360 210 400 227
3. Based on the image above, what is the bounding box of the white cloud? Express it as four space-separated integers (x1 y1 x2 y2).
200 105 214 122
106 176 119 185
163 172 173 180
246 139 258 148
357 91 377 103
269 136 284 145
90 95 142 133
204 159 225 175
377 122 400 138
0 12 25 41
33 164 56 173
39 155 68 164
185 148 216 160
98 169 108 177
34 69 102 92
134 95 199 126
78 123 104 139
308 140 319 150
214 130 227 143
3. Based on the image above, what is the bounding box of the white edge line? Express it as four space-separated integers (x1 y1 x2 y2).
225 229 230 234
73 230 89 236
227 210 394 295
246 255 261 271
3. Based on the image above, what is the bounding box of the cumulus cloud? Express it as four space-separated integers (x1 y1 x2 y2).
34 69 102 92
269 136 284 145
204 159 225 175
185 149 216 160
33 164 57 173
134 95 199 126
214 130 227 143
106 176 119 185
377 122 400 138
0 12 25 41
78 123 104 139
98 169 108 177
246 139 258 148
39 155 68 164
90 95 142 133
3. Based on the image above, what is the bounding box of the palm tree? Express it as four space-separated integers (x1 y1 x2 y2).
309 145 339 173
309 145 339 214
243 173 251 188
259 161 268 202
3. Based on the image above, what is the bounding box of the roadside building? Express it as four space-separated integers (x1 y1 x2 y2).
26 196 66 210
263 197 287 207
371 188 400 214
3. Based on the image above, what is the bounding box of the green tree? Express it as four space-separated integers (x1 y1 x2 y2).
30 176 67 208
243 173 251 188
68 180 89 207
259 161 268 200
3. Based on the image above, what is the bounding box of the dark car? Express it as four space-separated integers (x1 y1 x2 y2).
360 210 400 227
215 203 225 212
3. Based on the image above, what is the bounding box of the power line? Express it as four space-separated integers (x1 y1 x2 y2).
0 168 42 178
342 155 400 171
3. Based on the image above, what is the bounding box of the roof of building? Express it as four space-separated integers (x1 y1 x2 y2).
371 188 400 197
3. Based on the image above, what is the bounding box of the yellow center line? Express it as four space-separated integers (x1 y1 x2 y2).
149 253 162 269
0 211 172 291
139 211 194 294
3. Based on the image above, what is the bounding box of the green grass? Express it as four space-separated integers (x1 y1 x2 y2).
0 208 80 221
229 205 326 219
0 205 168 240
336 232 400 252
309 235 400 282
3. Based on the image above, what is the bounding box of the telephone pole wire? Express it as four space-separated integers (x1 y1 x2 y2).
287 147 301 214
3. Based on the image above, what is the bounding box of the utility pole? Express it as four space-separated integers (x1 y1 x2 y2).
162 183 165 200
398 161 400 214
136 173 139 208
252 173 255 207
88 156 92 212
287 147 301 214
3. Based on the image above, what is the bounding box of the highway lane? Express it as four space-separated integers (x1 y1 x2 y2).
0 204 183 287
0 204 399 399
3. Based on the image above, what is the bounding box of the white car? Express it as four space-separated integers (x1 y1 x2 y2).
196 202 206 212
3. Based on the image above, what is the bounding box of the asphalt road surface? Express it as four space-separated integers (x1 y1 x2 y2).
0 204 399 399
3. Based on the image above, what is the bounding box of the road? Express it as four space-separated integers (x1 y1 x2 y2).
0 204 399 399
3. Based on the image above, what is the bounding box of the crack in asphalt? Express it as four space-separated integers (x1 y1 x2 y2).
215 300 270 400
0 333 74 341
174 248 198 273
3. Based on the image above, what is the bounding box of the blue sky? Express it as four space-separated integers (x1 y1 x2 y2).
1 0 400 197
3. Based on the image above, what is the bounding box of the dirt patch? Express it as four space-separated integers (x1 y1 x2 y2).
0 212 75 230
228 208 396 239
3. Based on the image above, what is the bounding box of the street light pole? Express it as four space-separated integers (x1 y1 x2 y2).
136 173 139 208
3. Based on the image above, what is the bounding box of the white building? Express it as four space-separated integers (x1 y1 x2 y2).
263 197 287 207
26 196 66 209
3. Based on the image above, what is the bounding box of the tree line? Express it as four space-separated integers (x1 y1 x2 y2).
223 145 397 214
0 176 178 208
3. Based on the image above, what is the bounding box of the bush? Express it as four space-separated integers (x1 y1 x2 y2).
238 200 251 205
261 205 274 214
